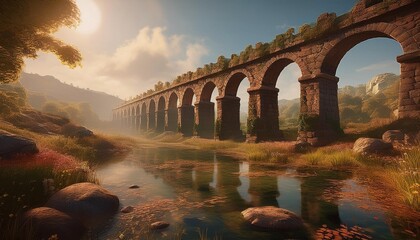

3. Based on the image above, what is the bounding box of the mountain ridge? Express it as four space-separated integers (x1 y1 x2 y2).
19 73 123 120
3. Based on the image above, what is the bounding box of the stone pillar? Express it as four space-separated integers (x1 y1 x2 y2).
216 96 244 141
298 73 340 146
178 105 194 136
140 114 147 131
166 108 178 132
397 50 420 118
195 101 215 139
156 110 165 132
247 86 283 142
136 115 141 132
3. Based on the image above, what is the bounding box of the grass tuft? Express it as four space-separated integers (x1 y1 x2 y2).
389 148 419 210
303 148 361 168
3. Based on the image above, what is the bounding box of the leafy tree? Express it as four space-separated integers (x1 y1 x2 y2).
0 0 82 83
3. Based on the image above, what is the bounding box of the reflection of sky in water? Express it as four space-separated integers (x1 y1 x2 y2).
94 149 408 240
192 169 196 183
276 176 302 216
95 158 175 206
237 161 252 203
338 180 393 239
209 154 218 189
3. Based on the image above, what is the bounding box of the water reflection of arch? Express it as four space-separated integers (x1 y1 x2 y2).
247 164 279 207
300 170 352 228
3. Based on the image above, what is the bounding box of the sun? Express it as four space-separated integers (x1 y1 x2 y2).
75 0 101 34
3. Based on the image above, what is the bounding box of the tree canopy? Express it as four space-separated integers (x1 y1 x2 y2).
0 0 82 83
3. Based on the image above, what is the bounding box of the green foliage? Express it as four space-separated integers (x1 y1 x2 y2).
0 165 96 239
41 101 100 126
298 114 319 131
0 0 82 83
154 81 164 91
299 13 338 41
247 117 260 135
244 142 294 162
390 148 420 210
0 83 27 116
303 149 361 168
40 135 96 161
216 55 229 70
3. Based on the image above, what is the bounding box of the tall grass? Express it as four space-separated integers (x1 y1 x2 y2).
38 135 96 161
183 138 240 150
243 142 294 163
197 228 223 240
389 148 419 210
303 149 361 168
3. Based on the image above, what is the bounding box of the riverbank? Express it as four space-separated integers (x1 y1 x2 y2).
0 114 132 238
136 132 419 216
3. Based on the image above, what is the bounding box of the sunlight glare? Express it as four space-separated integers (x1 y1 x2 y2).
76 0 101 34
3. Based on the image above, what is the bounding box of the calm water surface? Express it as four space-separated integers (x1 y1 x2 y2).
94 147 412 239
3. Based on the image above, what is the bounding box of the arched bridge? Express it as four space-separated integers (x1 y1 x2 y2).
113 0 420 145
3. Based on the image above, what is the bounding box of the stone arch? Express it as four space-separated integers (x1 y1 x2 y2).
182 88 195 106
197 81 217 139
141 102 147 130
200 81 217 102
157 96 166 132
167 92 179 132
180 88 195 136
148 99 156 130
224 70 252 97
320 22 410 76
261 57 304 88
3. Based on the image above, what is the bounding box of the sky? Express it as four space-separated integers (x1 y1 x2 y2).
24 0 402 102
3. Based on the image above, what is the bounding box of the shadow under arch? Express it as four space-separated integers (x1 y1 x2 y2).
157 96 166 132
197 81 217 138
259 58 304 141
167 92 179 132
148 99 156 130
140 102 147 131
180 88 195 136
218 72 251 141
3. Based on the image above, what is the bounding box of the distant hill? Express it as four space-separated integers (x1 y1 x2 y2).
19 73 123 120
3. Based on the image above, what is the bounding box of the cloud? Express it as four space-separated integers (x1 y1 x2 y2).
356 60 395 72
24 26 208 99
101 27 207 88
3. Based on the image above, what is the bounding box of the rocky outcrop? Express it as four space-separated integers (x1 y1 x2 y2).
21 207 85 240
241 206 304 231
61 124 93 138
7 109 69 134
46 182 119 228
0 131 39 158
352 138 392 154
382 130 404 143
365 73 398 95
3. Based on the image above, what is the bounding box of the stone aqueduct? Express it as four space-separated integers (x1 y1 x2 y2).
113 0 420 145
